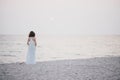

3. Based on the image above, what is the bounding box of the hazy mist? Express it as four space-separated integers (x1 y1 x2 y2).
0 0 120 35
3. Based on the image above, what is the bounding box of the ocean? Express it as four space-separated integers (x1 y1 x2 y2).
0 35 120 63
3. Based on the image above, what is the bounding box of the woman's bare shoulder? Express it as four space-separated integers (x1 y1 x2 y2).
30 37 36 40
34 37 36 40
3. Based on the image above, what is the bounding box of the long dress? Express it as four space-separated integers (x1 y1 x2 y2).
26 37 36 64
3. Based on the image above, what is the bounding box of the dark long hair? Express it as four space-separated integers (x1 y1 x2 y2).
29 31 35 37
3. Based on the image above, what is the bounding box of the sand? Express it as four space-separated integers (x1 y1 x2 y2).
0 56 120 80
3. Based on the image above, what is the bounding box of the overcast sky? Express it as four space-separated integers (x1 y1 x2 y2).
0 0 120 35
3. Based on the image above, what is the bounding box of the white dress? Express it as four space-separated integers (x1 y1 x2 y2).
26 37 36 64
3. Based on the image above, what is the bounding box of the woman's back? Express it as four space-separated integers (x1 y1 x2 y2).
29 37 35 45
28 37 37 46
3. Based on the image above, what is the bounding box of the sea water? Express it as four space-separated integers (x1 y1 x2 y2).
0 35 120 63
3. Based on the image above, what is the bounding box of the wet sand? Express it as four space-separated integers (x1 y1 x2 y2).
0 56 120 80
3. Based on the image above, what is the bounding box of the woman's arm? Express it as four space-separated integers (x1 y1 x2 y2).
27 37 30 45
34 37 37 46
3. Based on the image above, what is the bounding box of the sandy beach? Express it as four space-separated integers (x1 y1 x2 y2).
0 35 120 80
1 0 120 79
0 56 120 80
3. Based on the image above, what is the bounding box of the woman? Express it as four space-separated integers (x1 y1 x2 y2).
26 31 37 64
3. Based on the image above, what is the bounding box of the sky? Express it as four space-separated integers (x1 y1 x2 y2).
0 0 120 35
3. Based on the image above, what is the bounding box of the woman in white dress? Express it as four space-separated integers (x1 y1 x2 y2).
26 31 37 64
